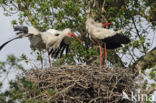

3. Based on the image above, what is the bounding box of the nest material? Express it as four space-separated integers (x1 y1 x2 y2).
22 65 135 103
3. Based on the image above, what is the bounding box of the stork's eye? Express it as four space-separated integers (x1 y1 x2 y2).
55 33 60 36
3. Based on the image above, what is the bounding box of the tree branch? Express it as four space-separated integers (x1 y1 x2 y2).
132 47 156 72
146 85 156 95
131 16 147 54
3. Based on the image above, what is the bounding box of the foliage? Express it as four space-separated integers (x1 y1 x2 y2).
0 0 155 66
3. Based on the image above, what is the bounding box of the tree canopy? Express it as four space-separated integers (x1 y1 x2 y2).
0 0 156 102
0 0 156 66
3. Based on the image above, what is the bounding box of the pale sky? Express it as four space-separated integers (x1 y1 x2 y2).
0 8 31 61
0 8 32 92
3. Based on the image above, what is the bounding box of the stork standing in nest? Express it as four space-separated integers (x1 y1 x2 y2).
86 16 130 69
0 26 82 68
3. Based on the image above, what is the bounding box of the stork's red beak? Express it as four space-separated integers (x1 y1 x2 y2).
68 32 82 43
103 23 112 27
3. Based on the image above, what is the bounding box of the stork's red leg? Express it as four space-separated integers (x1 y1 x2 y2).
39 51 43 68
48 49 51 66
99 46 103 69
104 43 108 68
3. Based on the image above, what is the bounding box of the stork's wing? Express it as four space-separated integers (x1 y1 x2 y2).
49 39 64 58
0 33 33 51
0 26 33 51
14 26 28 34
50 36 71 58
102 33 130 49
50 44 69 59
92 28 117 39
0 37 20 51
60 45 67 58
103 42 122 49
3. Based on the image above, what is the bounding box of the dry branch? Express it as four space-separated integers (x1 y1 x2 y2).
17 65 135 103
133 47 156 72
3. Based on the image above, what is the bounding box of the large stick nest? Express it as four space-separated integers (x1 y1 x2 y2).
20 65 135 103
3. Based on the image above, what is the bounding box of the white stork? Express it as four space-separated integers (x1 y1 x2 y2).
87 16 112 28
0 26 82 68
44 28 82 58
86 16 130 68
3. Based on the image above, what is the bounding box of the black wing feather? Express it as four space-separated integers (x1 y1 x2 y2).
103 42 122 49
0 26 31 51
50 36 71 58
49 48 53 55
103 34 130 49
0 37 20 51
65 45 69 57
59 45 67 58
54 45 64 58
53 40 64 58
14 26 28 33
51 48 59 57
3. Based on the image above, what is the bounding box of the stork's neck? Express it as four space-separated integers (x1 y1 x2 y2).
86 20 95 34
28 27 40 35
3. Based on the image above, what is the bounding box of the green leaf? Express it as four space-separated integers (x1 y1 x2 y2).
140 37 145 44
7 54 17 66
11 20 17 25
0 0 2 4
0 82 2 88
149 69 156 79
17 64 24 70
133 40 139 47
20 53 28 61
0 61 6 70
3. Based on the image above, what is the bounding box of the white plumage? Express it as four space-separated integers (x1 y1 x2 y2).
43 28 78 51
86 16 103 28
27 27 40 35
86 16 122 40
27 27 46 51
85 16 130 69
0 26 81 68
